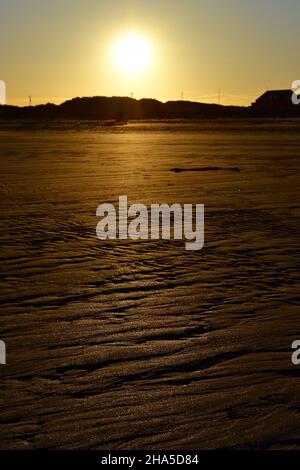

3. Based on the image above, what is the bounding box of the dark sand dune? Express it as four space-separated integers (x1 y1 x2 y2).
1 121 300 449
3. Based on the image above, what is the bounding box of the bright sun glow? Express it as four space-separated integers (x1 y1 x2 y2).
114 34 153 75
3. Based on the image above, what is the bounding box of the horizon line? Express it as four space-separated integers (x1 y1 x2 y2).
2 89 292 110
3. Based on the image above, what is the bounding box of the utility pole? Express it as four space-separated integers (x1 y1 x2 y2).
29 96 32 107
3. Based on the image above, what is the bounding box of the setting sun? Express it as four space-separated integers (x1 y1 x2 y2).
114 34 153 76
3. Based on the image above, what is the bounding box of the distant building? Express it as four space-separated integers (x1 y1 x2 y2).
252 90 295 111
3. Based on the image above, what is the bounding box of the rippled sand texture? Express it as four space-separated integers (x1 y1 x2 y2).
1 122 300 449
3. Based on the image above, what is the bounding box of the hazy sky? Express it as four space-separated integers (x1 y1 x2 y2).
1 0 299 106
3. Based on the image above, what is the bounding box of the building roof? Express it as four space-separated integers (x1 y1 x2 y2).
252 89 295 109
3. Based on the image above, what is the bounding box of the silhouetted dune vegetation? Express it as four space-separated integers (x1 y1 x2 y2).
1 94 299 121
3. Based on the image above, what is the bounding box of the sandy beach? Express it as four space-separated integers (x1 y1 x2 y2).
1 120 300 449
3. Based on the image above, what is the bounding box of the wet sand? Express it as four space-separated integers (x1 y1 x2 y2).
1 121 300 449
